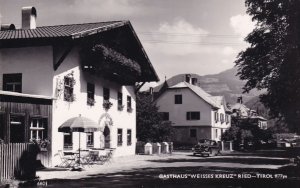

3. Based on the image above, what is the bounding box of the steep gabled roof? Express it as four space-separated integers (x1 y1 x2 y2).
209 96 231 112
0 21 125 40
169 82 220 109
0 21 159 82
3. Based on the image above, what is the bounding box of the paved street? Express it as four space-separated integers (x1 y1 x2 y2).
34 149 300 188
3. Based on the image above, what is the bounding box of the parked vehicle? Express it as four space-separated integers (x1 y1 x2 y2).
192 139 221 157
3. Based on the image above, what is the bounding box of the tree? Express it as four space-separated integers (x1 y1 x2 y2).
136 93 174 142
235 0 300 133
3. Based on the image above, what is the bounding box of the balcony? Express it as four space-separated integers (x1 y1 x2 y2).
80 44 142 85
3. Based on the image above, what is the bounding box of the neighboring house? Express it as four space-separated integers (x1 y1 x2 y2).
0 7 159 167
154 77 231 145
230 97 268 130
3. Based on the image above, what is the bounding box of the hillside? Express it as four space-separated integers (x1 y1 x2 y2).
154 67 263 104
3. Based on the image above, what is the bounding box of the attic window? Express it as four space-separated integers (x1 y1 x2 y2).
175 95 182 104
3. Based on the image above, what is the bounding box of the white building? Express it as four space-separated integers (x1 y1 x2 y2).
231 97 268 130
0 7 159 166
155 80 231 145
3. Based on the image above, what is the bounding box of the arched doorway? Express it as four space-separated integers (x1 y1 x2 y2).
103 125 110 148
98 113 113 148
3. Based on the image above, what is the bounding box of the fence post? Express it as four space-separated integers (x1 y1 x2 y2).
229 141 233 151
221 141 224 151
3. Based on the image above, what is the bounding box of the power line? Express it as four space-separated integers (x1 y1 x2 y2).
141 40 245 46
138 32 241 38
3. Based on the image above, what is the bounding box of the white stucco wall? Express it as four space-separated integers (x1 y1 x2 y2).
51 47 137 166
156 88 212 126
211 104 231 141
0 46 54 96
0 45 137 167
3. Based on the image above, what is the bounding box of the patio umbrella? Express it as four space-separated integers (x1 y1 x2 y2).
58 114 99 167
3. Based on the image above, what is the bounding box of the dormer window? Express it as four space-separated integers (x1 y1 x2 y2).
3 73 22 93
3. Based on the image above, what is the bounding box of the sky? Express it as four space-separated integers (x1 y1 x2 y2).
0 0 255 87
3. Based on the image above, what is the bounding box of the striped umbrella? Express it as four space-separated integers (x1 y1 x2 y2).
58 114 99 167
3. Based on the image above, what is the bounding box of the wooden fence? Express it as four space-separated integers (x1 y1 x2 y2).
0 143 37 181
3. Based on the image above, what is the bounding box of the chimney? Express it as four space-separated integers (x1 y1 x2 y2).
191 78 198 85
149 87 154 95
0 24 16 31
237 96 243 104
185 74 191 84
22 6 37 29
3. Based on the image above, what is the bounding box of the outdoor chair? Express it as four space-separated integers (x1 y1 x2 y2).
102 149 115 164
55 150 76 168
79 150 93 167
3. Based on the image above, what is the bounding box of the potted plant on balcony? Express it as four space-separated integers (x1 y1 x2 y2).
103 100 113 111
118 104 125 111
87 98 96 106
127 106 133 113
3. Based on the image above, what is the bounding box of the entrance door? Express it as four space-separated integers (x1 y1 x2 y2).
10 115 25 143
103 126 110 148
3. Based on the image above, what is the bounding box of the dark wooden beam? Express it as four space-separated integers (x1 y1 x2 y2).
53 45 73 71
135 82 145 93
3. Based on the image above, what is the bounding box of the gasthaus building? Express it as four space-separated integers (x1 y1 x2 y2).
0 7 159 167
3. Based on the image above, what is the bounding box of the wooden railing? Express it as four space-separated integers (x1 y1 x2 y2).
0 143 37 181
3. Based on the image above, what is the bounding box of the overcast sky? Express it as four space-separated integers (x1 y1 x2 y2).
0 0 255 86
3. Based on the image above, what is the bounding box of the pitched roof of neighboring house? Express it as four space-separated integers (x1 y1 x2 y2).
209 96 231 112
169 82 220 109
230 102 250 112
249 116 267 121
0 21 124 40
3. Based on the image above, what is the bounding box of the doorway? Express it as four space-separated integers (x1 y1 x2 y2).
103 125 110 148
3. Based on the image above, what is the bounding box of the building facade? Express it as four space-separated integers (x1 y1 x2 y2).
0 7 158 167
155 79 231 145
230 97 268 130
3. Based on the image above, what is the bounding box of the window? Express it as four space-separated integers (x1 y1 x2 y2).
30 118 48 141
103 87 110 101
175 95 182 104
127 129 132 146
186 112 200 120
117 129 123 146
63 133 73 150
10 115 25 143
3 73 22 93
214 112 219 122
118 92 123 110
220 113 224 123
86 132 94 148
225 114 229 123
127 96 132 112
160 112 169 121
215 129 218 139
190 129 197 138
87 83 95 106
64 76 74 102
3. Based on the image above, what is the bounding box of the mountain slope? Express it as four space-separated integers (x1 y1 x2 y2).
154 67 263 104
